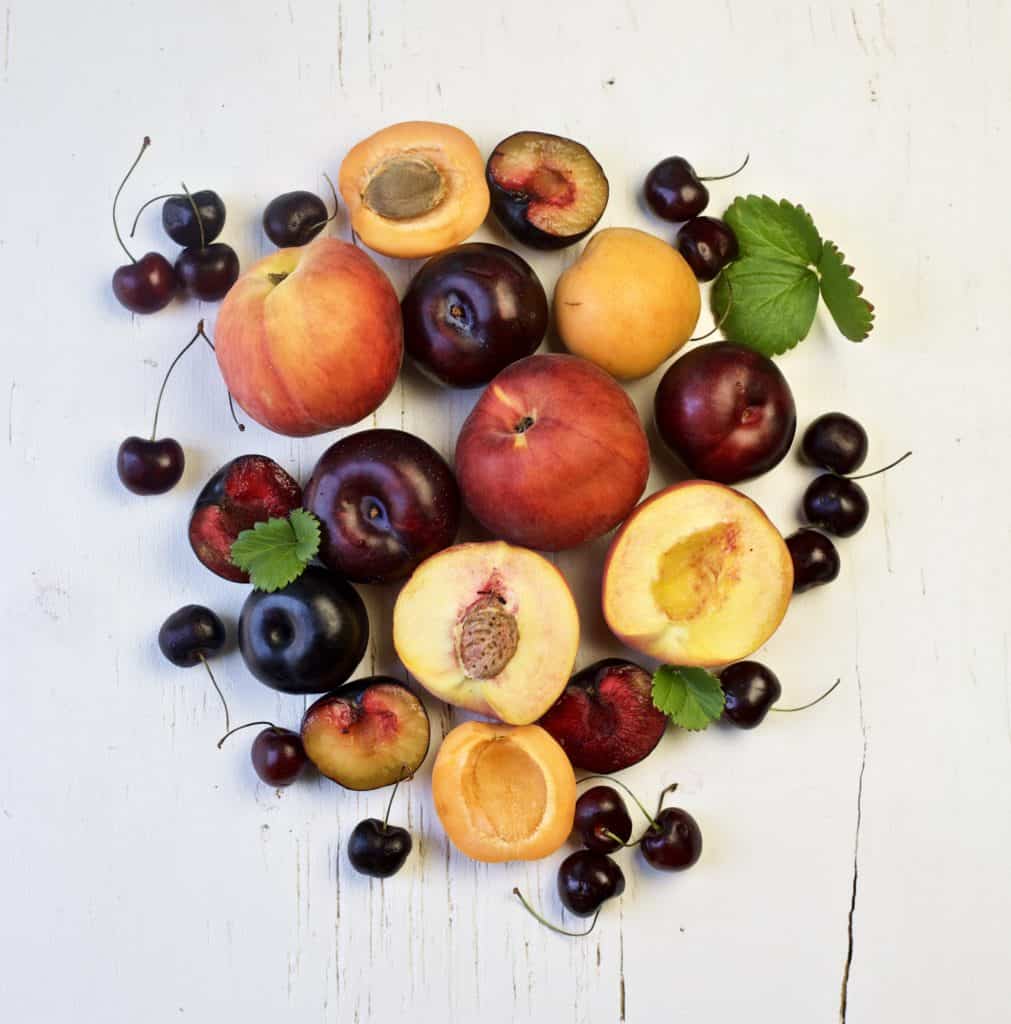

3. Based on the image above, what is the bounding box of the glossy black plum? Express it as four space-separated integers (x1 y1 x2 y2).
801 412 868 474
786 528 841 592
162 190 226 247
158 605 226 667
803 474 869 537
117 436 184 495
644 156 710 221
402 243 548 388
238 566 369 694
175 243 240 301
640 807 703 871
251 727 306 786
348 819 413 878
676 216 740 282
304 429 460 584
719 661 782 729
112 252 176 314
263 190 329 247
557 850 625 917
574 786 633 853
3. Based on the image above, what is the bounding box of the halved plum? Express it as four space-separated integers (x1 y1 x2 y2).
486 131 608 250
189 455 302 582
538 659 666 773
301 677 430 791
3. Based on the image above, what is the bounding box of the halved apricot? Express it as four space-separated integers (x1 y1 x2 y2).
432 721 576 862
392 541 579 725
339 121 490 258
602 482 793 667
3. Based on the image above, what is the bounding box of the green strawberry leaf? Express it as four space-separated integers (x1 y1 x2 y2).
724 195 823 266
817 240 875 341
230 509 321 592
712 255 820 357
652 665 725 732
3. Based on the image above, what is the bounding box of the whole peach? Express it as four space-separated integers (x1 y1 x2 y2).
455 354 649 550
215 237 403 437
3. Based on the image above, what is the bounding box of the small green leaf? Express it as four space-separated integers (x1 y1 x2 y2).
817 240 875 341
712 256 820 357
724 195 823 266
230 509 321 592
652 665 725 732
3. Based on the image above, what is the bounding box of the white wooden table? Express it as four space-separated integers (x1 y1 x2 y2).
3 2 1009 1021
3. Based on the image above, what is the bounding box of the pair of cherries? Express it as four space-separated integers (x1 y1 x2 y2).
644 153 748 281
515 779 702 935
111 137 239 314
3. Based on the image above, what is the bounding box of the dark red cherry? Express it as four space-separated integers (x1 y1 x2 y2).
557 850 625 917
251 727 307 786
801 413 868 474
719 661 782 729
644 154 749 222
175 243 240 301
786 528 841 592
803 474 869 537
574 786 633 853
117 436 184 494
676 217 740 282
640 807 703 871
162 189 226 248
112 252 176 313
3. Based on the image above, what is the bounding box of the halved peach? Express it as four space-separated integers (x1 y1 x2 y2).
432 721 576 862
602 482 793 667
339 121 490 258
392 541 579 725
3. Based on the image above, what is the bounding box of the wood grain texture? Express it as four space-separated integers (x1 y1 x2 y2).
1 1 1009 1021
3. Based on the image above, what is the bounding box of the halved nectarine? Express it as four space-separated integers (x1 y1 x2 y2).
602 482 793 667
432 721 576 862
339 121 490 258
392 541 579 725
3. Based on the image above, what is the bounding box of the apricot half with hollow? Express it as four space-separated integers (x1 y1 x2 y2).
487 131 609 250
602 482 793 667
339 121 490 258
432 721 576 862
392 541 579 725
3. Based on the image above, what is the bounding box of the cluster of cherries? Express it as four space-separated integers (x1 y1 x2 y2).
717 412 911 730
516 779 702 934
109 136 337 315
644 153 747 281
156 602 412 879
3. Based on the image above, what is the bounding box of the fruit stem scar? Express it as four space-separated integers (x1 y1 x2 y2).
514 416 535 434
268 272 289 286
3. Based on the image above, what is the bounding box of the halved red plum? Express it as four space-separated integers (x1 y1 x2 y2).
486 131 609 250
189 455 302 582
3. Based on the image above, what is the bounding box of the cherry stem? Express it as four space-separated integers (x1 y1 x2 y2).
689 277 733 342
846 451 913 481
129 192 181 238
654 782 680 820
773 678 842 713
578 774 660 831
150 322 204 440
381 776 404 831
700 152 750 182
198 654 230 734
512 888 600 937
195 323 246 432
306 172 340 236
598 827 639 849
217 721 279 749
113 136 151 263
180 182 206 250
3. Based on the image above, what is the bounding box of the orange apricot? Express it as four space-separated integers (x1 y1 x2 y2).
339 121 490 259
432 721 576 863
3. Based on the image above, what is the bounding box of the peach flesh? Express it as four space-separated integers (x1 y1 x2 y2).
652 523 742 622
461 738 547 843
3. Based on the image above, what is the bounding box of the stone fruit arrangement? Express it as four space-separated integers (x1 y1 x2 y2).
114 121 909 926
